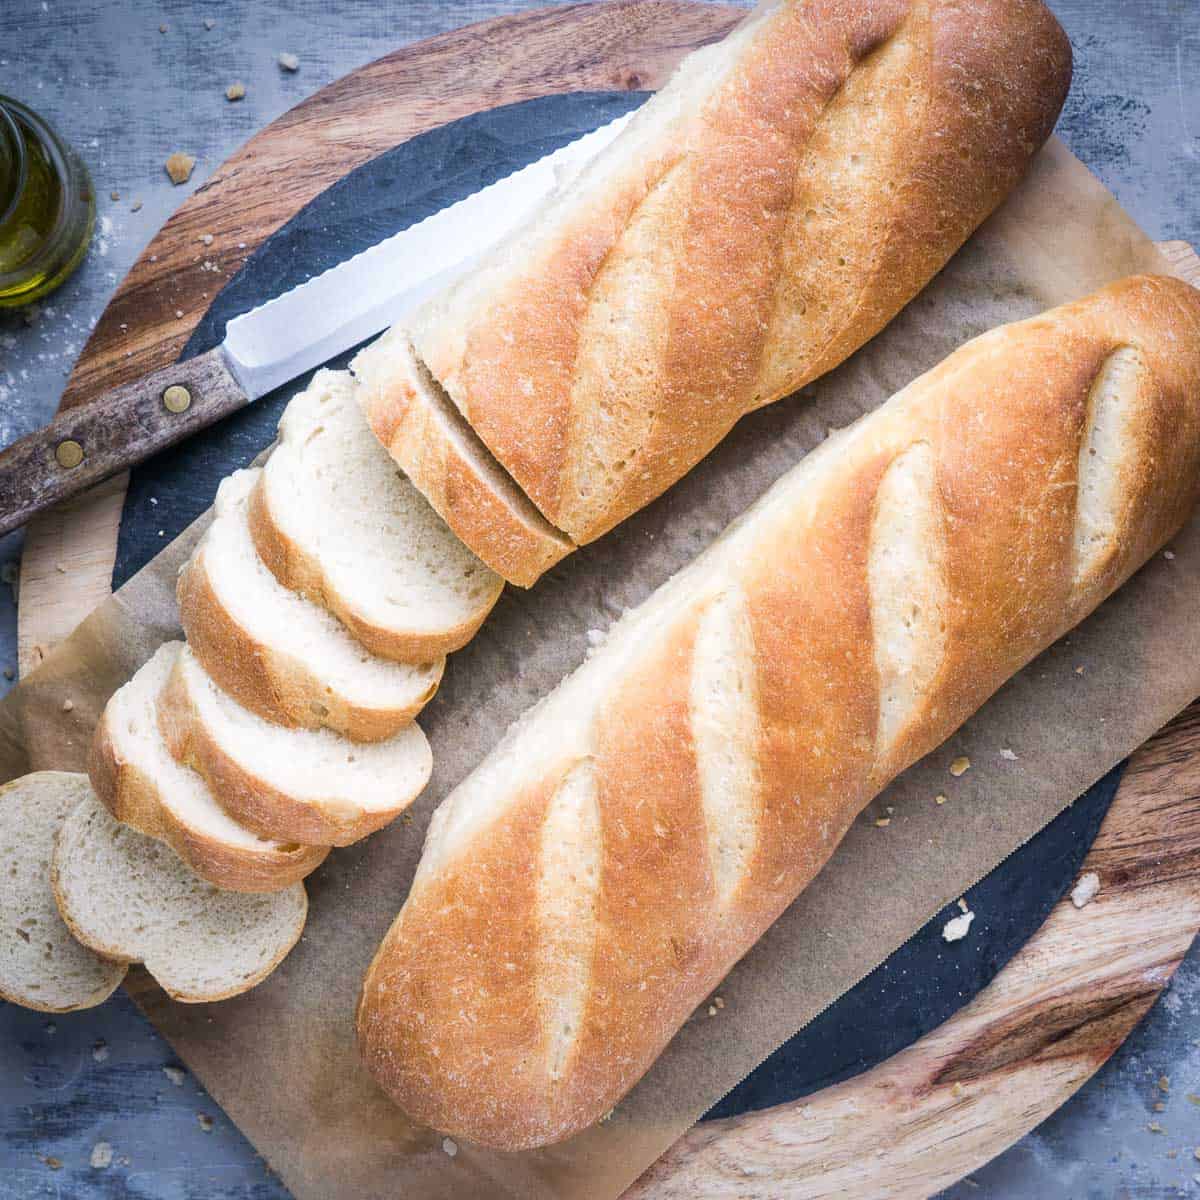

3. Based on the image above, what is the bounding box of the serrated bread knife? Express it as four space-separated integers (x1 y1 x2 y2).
0 114 633 537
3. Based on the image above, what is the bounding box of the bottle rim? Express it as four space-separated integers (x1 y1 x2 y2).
0 94 93 302
0 102 28 231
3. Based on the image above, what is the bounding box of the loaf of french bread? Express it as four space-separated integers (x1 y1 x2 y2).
355 0 1073 584
357 275 1200 1149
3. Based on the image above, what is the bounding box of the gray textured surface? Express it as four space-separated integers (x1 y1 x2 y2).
0 1 1197 1196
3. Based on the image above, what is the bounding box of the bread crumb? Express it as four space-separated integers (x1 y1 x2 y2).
197 1113 214 1133
1159 1075 1171 1093
1153 1100 1165 1112
714 996 725 1009
950 1082 964 1098
163 1065 186 1086
874 817 890 828
1164 550 1175 561
174 310 183 319
942 910 975 942
957 897 969 913
90 1142 113 1169
442 1137 458 1158
949 756 970 777
55 562 66 573
999 748 1017 761
1148 1121 1165 1133
1071 872 1100 909
200 233 214 246
279 52 300 71
62 699 73 712
92 1039 108 1062
164 152 195 185
42 1156 62 1170
935 793 947 805
707 1004 717 1016
1074 665 1085 675
109 190 120 201
226 82 246 102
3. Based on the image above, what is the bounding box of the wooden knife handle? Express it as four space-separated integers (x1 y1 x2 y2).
0 347 249 538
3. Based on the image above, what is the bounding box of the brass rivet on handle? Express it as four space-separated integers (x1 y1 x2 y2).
55 440 84 469
162 384 192 414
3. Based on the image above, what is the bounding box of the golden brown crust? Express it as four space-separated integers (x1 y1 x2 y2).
355 334 574 588
177 542 441 744
156 657 431 848
248 464 503 662
358 276 1200 1149
87 710 328 894
409 0 1072 554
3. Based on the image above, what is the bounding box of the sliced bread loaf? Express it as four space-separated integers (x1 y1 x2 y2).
159 644 432 847
0 773 127 1012
179 469 443 743
352 328 574 587
249 368 504 661
53 792 307 1003
89 643 329 892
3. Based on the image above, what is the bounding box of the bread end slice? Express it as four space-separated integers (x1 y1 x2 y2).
0 772 126 1012
159 644 432 847
89 643 329 893
52 793 306 1003
352 329 575 588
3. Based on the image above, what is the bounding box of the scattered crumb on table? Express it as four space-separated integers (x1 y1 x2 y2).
1071 872 1100 909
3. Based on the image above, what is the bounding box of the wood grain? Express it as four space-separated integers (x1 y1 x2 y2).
16 0 743 674
0 347 246 538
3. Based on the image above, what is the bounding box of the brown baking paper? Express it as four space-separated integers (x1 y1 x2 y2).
1 138 1197 1200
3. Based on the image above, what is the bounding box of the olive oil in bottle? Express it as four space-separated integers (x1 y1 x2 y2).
0 96 94 308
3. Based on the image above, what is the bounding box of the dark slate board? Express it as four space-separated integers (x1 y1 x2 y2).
112 91 1120 1122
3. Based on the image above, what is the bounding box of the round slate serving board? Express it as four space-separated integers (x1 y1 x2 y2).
16 3 1200 1195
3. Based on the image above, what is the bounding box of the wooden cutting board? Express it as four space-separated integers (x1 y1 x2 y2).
15 2 1200 1194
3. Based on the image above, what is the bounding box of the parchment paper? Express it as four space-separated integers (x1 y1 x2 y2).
2 138 1197 1200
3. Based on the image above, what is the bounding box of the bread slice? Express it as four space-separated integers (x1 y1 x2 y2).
179 469 443 743
352 328 575 587
53 792 307 1003
89 643 329 893
0 773 126 1012
249 368 504 661
159 644 433 847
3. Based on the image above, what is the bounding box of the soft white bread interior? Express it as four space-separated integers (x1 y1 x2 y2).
248 368 504 661
179 469 443 743
53 791 307 1003
88 643 329 893
356 0 1073 576
353 328 575 587
0 773 126 1012
358 275 1200 1150
159 643 433 847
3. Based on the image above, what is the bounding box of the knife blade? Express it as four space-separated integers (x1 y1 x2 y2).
0 112 633 538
